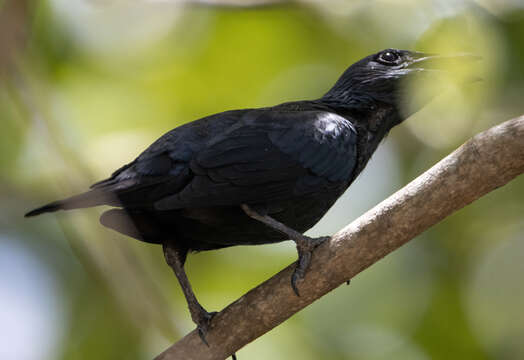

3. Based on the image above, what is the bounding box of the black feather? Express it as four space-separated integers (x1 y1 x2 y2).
25 48 463 250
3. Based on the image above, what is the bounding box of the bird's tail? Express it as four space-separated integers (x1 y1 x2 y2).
25 189 117 217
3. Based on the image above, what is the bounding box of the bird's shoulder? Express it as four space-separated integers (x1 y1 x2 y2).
204 100 357 144
192 102 359 185
251 101 358 162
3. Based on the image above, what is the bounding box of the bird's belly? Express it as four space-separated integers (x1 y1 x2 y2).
176 188 346 251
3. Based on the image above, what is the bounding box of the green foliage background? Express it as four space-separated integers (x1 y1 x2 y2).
1 1 523 359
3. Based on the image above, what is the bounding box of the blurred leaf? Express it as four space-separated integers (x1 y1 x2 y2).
2 2 523 359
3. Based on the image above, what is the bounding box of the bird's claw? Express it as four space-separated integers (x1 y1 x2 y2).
196 310 217 346
291 236 330 296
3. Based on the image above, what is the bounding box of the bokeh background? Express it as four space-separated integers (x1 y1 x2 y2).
1 0 524 359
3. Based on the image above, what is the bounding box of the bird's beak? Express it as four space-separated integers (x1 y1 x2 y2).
407 53 482 72
398 53 481 117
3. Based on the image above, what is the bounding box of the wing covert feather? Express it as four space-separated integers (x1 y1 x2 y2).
155 109 358 210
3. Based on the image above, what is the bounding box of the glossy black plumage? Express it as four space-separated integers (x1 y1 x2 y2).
29 101 363 250
91 99 376 252
26 49 475 341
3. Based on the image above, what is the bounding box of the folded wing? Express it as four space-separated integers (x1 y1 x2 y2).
155 109 358 210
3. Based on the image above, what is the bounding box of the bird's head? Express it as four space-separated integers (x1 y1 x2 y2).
323 48 478 122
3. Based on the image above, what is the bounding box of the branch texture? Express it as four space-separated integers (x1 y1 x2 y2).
156 115 524 360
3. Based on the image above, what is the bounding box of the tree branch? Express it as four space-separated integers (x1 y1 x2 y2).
155 115 524 360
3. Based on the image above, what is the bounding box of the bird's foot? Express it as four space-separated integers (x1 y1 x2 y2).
195 310 217 345
189 301 217 346
291 236 330 296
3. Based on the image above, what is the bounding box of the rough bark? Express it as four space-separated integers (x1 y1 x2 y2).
156 115 524 360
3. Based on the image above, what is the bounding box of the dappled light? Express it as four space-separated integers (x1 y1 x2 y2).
1 0 523 359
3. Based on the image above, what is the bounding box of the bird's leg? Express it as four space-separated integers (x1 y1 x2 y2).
162 243 216 345
241 204 329 296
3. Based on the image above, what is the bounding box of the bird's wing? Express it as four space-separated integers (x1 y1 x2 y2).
88 110 244 207
154 109 358 210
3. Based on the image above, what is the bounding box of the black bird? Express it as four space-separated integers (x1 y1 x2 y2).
26 49 472 341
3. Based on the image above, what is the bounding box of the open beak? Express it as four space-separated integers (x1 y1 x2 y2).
405 53 482 85
408 53 481 71
398 52 481 117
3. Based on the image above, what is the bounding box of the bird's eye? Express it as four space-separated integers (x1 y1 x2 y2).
378 51 400 64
